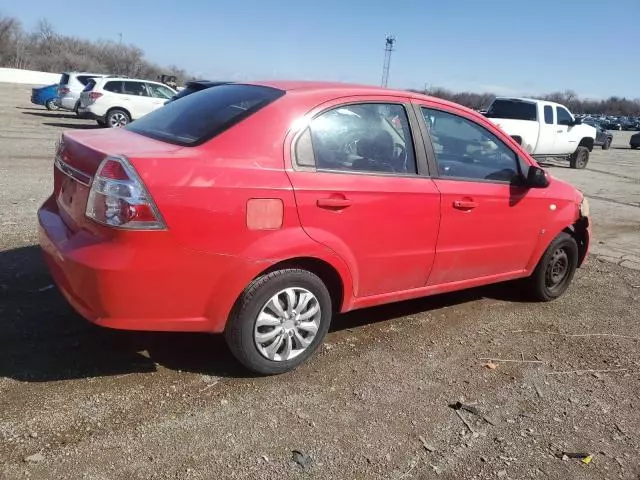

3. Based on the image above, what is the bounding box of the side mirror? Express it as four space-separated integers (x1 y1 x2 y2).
570 118 582 126
526 165 549 188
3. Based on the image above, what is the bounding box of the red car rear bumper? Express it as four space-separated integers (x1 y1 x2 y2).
37 197 268 333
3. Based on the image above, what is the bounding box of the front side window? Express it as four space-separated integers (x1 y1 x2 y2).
147 83 175 99
123 81 149 97
556 107 573 126
422 108 519 183
297 103 417 175
544 105 553 124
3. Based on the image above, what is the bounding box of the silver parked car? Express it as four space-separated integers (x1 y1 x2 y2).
56 72 108 114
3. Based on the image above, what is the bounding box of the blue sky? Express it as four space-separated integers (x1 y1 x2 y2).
4 0 639 98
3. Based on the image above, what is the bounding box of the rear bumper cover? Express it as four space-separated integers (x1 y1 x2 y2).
37 197 269 333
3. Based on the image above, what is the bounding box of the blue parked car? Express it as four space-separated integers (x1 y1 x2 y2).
31 84 59 110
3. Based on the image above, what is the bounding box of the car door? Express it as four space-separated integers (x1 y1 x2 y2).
285 99 441 298
553 106 577 154
121 81 155 119
416 102 548 285
146 83 175 111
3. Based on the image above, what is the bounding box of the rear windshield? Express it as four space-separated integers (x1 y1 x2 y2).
82 79 97 92
126 84 285 146
485 100 537 121
59 73 70 85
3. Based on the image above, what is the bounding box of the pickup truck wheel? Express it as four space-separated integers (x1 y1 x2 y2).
602 138 611 150
569 147 589 169
527 232 578 301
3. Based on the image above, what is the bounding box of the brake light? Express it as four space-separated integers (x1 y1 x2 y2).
59 87 70 95
89 92 103 100
86 156 166 230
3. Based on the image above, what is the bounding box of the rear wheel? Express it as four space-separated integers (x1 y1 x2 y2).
225 269 333 375
526 232 578 301
569 146 589 169
106 109 130 128
602 138 611 150
45 99 58 111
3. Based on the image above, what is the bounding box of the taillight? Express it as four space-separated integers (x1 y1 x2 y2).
86 156 166 230
89 92 103 100
59 87 70 95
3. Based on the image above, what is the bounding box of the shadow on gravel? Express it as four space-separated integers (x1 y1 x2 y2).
15 106 47 111
0 245 251 382
0 245 529 382
42 122 101 130
22 111 76 119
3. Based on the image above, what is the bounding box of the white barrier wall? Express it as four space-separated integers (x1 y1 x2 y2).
0 68 60 86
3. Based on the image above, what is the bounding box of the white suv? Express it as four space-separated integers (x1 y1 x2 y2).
78 77 177 127
57 72 108 113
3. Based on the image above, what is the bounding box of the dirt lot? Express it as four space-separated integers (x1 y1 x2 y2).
1 83 639 480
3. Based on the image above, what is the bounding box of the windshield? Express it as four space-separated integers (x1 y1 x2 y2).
485 100 537 121
126 84 285 146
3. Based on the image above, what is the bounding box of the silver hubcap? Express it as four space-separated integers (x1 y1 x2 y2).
254 287 321 362
109 112 128 127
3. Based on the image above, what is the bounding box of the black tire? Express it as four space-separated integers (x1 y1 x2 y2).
527 232 578 302
45 99 58 111
225 269 333 375
602 138 611 150
569 146 589 169
106 109 130 128
631 146 639 150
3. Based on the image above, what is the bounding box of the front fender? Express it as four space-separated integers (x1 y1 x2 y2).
525 200 580 273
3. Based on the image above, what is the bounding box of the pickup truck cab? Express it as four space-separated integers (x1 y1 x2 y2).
485 98 596 169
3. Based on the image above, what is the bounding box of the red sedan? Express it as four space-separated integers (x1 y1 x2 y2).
38 81 591 374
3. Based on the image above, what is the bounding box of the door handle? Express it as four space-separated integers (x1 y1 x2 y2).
317 197 352 209
453 200 478 210
557 130 563 133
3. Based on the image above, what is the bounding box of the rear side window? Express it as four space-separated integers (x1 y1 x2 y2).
59 73 70 85
126 84 285 146
82 79 97 92
77 75 94 86
296 103 417 175
123 81 149 96
544 105 553 124
485 100 537 121
104 81 123 93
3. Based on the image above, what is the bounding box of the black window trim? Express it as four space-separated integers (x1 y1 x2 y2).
290 100 432 178
413 103 527 186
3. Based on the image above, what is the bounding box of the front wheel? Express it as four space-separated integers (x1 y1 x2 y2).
526 232 578 301
45 99 58 111
569 146 589 169
225 269 333 375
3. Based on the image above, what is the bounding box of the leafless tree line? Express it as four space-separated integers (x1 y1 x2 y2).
412 88 640 117
0 16 187 82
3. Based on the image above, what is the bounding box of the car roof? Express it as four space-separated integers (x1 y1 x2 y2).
241 80 467 111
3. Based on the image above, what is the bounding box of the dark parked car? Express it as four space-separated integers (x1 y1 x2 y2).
622 118 640 131
630 132 640 149
165 80 229 104
603 118 622 130
584 120 613 149
31 84 59 110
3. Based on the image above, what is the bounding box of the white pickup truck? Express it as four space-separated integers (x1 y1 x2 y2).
484 98 596 169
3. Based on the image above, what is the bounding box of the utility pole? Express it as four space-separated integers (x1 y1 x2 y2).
381 35 396 88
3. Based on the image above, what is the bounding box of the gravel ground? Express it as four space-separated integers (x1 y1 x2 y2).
1 83 639 479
